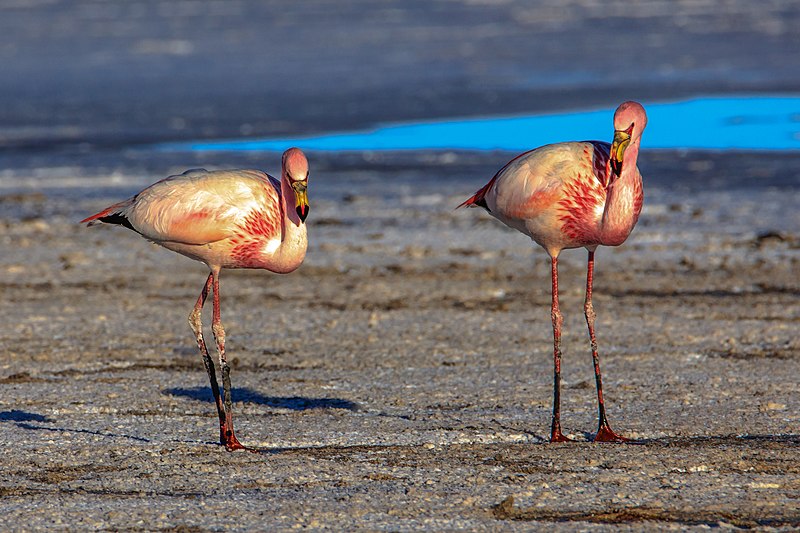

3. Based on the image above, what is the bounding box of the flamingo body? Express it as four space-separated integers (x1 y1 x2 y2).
82 147 311 450
84 168 307 273
460 101 647 442
461 139 643 256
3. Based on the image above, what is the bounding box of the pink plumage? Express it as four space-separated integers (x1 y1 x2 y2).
82 147 311 450
460 101 647 442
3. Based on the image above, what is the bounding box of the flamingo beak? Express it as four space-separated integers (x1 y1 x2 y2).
610 129 631 177
292 181 309 222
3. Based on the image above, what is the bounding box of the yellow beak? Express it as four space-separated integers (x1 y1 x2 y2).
610 129 631 176
292 181 309 222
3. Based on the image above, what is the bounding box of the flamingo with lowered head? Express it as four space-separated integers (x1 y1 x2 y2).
82 147 311 450
459 101 647 442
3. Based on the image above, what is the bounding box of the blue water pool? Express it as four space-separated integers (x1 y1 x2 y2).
161 95 800 153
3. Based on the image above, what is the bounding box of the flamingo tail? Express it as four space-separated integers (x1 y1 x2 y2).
457 175 497 210
80 199 135 230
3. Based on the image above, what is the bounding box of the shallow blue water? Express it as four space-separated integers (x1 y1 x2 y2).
164 96 800 153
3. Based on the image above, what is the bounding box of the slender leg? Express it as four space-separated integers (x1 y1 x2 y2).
549 255 572 442
210 269 245 451
188 273 227 443
584 250 628 443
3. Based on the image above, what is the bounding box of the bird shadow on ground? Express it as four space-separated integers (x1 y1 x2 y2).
639 434 800 446
0 409 151 442
569 432 800 446
0 409 53 423
165 386 361 411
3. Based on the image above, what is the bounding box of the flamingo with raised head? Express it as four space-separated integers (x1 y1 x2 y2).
82 147 311 450
459 101 647 443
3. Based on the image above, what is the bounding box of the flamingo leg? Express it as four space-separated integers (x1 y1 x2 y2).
188 273 228 444
549 255 572 442
210 270 245 451
584 251 628 443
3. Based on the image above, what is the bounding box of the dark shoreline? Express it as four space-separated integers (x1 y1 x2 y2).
2 1 800 149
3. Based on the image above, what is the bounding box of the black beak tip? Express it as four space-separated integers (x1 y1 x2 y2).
610 158 622 177
296 205 309 222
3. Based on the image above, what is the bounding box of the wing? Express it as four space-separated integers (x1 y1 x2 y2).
490 142 608 221
124 169 281 245
458 149 535 210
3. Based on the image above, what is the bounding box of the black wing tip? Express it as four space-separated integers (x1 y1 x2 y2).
97 213 136 231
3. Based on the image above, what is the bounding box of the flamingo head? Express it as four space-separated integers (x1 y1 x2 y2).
283 147 310 222
610 101 647 178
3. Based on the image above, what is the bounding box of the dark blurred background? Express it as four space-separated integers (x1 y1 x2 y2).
1 0 798 152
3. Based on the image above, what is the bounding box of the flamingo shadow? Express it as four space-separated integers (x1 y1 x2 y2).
0 409 53 423
165 386 361 411
639 434 800 446
0 409 150 442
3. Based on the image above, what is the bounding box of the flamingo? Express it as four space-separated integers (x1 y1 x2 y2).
459 101 647 443
81 147 311 450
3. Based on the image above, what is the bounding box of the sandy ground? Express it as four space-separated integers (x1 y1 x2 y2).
1 0 799 530
0 149 798 530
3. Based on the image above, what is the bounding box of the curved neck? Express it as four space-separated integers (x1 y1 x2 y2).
600 138 642 245
266 175 307 273
620 139 640 178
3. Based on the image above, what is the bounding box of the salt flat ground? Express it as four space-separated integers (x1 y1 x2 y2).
1 0 799 530
0 150 798 530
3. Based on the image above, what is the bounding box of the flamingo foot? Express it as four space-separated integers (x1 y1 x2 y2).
224 432 260 453
224 434 246 451
550 428 575 443
219 423 247 451
593 423 630 443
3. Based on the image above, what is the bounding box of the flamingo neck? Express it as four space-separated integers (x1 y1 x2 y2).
265 176 307 273
600 139 641 246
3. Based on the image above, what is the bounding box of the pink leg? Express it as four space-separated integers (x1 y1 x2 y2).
210 270 245 451
549 255 572 442
584 251 628 443
188 273 227 442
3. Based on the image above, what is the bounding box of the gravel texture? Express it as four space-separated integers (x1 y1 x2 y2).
1 1 799 530
1 150 798 530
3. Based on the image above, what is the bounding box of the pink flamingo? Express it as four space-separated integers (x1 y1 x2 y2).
82 147 311 450
459 102 647 443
